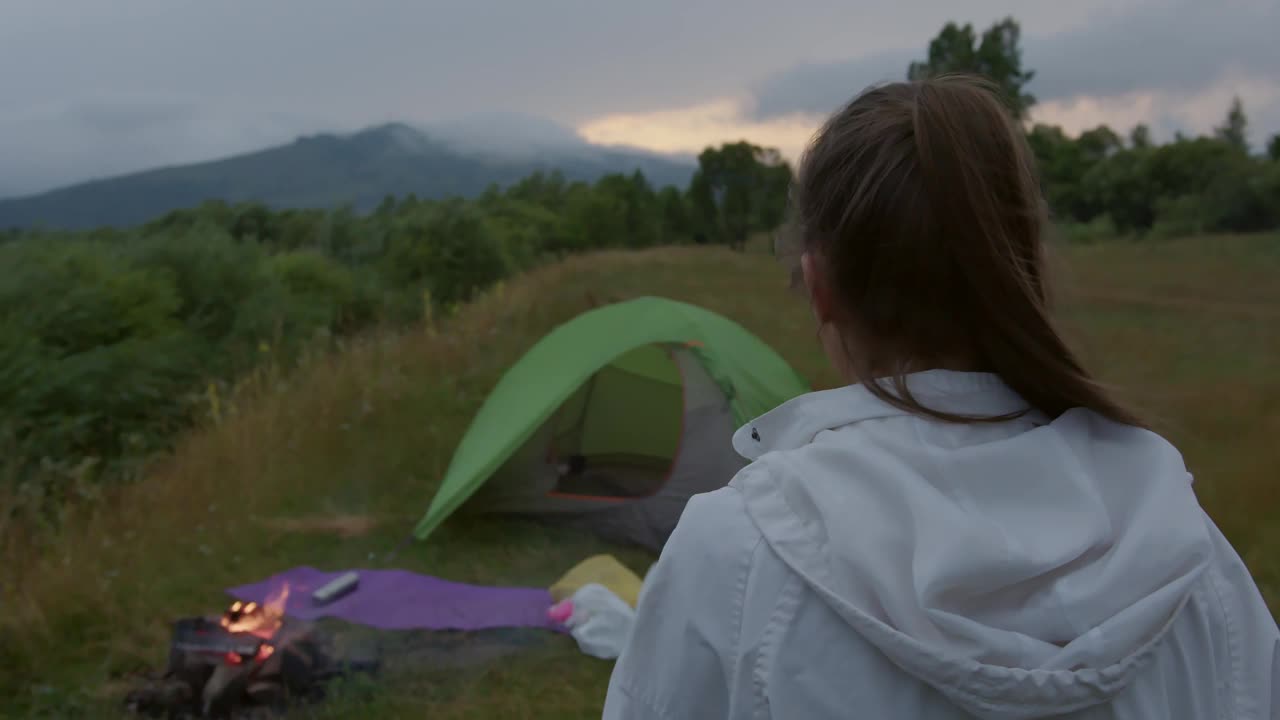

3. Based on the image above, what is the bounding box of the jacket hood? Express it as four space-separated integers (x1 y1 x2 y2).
729 370 1213 719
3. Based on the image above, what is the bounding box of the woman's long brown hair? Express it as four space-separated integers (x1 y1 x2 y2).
787 73 1144 427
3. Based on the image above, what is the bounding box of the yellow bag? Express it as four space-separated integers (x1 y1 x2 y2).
549 554 644 608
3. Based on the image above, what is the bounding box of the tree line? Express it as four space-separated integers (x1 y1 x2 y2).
0 146 790 507
909 17 1280 238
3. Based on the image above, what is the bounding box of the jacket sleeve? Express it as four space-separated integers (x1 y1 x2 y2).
1270 637 1278 718
602 488 762 720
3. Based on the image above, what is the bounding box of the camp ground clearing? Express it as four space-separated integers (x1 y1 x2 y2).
2 235 1278 718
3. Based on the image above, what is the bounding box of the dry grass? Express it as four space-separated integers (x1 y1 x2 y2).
2 234 1277 717
255 514 383 538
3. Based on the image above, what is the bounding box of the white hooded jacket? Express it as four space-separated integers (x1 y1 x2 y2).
603 370 1278 719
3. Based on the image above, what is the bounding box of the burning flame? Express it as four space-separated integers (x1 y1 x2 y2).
264 582 290 617
221 583 290 639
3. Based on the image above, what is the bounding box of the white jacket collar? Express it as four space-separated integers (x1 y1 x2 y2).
733 370 1032 460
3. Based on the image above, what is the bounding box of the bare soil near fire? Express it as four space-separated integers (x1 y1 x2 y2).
3 234 1278 718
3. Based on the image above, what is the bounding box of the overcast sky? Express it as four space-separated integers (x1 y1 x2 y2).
2 0 1277 197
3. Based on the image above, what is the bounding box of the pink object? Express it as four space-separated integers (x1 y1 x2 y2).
547 599 575 625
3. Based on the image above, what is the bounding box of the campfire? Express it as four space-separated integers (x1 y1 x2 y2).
125 584 377 719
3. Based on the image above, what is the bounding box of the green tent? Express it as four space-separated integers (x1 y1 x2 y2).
412 296 810 550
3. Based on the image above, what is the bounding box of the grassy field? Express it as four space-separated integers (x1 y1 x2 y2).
2 233 1278 718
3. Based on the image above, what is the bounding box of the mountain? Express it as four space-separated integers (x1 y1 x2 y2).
0 120 697 230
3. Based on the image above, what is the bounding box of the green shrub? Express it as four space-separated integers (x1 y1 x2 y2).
1056 215 1119 244
479 196 567 268
0 240 201 484
126 226 266 343
1 161 750 503
268 250 379 334
1151 195 1211 239
0 240 182 354
382 200 510 307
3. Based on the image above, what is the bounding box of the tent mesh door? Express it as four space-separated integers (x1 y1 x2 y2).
546 346 683 499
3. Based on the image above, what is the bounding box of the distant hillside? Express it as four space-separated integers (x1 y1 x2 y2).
0 122 696 230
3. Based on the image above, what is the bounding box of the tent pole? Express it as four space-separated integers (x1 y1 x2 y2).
380 532 415 566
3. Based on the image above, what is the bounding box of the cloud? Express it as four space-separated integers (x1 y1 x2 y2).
1 0 851 194
0 94 316 195
2 0 1276 196
750 48 919 119
579 98 820 161
576 69 1280 164
424 112 590 158
1033 73 1280 143
1025 0 1279 102
749 0 1280 139
66 98 196 136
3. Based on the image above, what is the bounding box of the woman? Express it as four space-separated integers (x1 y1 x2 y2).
602 75 1278 719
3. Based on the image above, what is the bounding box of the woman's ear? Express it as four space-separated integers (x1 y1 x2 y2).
801 252 833 324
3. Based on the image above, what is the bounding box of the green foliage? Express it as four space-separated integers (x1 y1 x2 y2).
912 17 1278 240
1150 195 1212 239
607 172 670 248
1041 134 1280 238
126 228 270 348
1027 124 1124 223
380 199 510 311
477 195 567 266
562 180 629 252
1056 215 1119 245
908 17 1036 119
505 171 573 213
1130 124 1152 150
0 240 201 482
1 242 182 354
689 142 793 251
1030 96 1280 239
425 201 511 306
0 161 794 500
1079 147 1151 232
1215 96 1250 153
657 186 694 244
267 250 380 334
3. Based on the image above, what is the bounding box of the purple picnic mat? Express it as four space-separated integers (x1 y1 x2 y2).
226 566 558 632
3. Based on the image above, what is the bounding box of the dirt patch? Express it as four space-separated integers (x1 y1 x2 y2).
256 515 380 538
